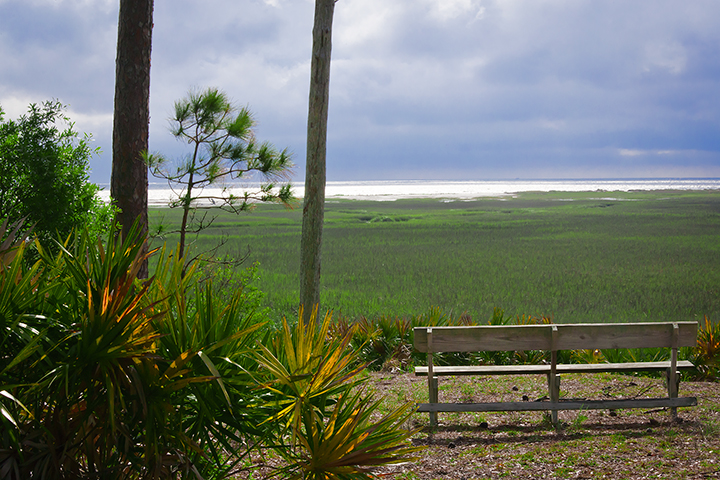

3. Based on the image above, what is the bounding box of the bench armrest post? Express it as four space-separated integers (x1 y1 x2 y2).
669 323 679 417
426 328 437 426
549 325 560 425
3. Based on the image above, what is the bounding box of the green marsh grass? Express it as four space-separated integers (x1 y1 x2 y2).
149 190 720 325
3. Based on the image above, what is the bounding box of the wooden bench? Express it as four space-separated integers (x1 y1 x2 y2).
413 322 698 425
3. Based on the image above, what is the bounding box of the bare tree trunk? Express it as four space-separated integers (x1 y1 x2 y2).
111 0 154 278
300 0 335 321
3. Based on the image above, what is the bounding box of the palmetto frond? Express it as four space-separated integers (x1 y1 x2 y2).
255 308 421 479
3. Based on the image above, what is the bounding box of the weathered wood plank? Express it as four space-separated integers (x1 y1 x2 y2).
416 396 698 412
413 322 697 353
414 360 695 376
555 322 697 350
415 364 551 376
556 360 695 373
414 325 552 353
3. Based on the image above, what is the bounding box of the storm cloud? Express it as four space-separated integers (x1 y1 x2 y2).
1 0 718 183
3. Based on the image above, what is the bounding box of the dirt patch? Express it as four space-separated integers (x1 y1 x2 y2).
369 371 720 479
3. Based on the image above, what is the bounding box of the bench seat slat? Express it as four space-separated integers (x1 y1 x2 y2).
415 360 695 376
416 396 698 412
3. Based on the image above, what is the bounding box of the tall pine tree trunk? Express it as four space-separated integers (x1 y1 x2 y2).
111 0 153 278
300 0 335 321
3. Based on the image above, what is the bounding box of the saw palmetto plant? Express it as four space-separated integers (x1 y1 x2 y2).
0 223 221 479
145 245 273 479
9 223 192 478
694 315 720 380
255 309 421 479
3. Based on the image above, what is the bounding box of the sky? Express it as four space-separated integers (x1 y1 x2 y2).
1 0 720 184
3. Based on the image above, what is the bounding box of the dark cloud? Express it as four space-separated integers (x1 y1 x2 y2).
1 0 719 183
0 1 116 102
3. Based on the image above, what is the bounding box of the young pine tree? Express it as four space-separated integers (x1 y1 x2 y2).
145 88 294 262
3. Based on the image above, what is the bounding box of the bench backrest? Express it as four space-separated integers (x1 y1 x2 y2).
413 322 698 353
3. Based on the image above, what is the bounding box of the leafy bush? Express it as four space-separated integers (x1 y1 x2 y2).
0 102 113 250
693 315 720 380
332 307 553 370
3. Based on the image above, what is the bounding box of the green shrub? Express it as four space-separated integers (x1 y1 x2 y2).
0 102 113 252
693 315 720 380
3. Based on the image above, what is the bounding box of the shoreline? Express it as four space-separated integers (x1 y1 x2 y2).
99 178 720 206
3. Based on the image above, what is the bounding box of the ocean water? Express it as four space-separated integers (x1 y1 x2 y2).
97 178 720 206
315 179 720 201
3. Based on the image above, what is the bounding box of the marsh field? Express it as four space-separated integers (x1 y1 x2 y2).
148 189 720 325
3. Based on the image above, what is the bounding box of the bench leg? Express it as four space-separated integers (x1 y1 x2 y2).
429 376 439 426
547 373 560 425
666 368 680 419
